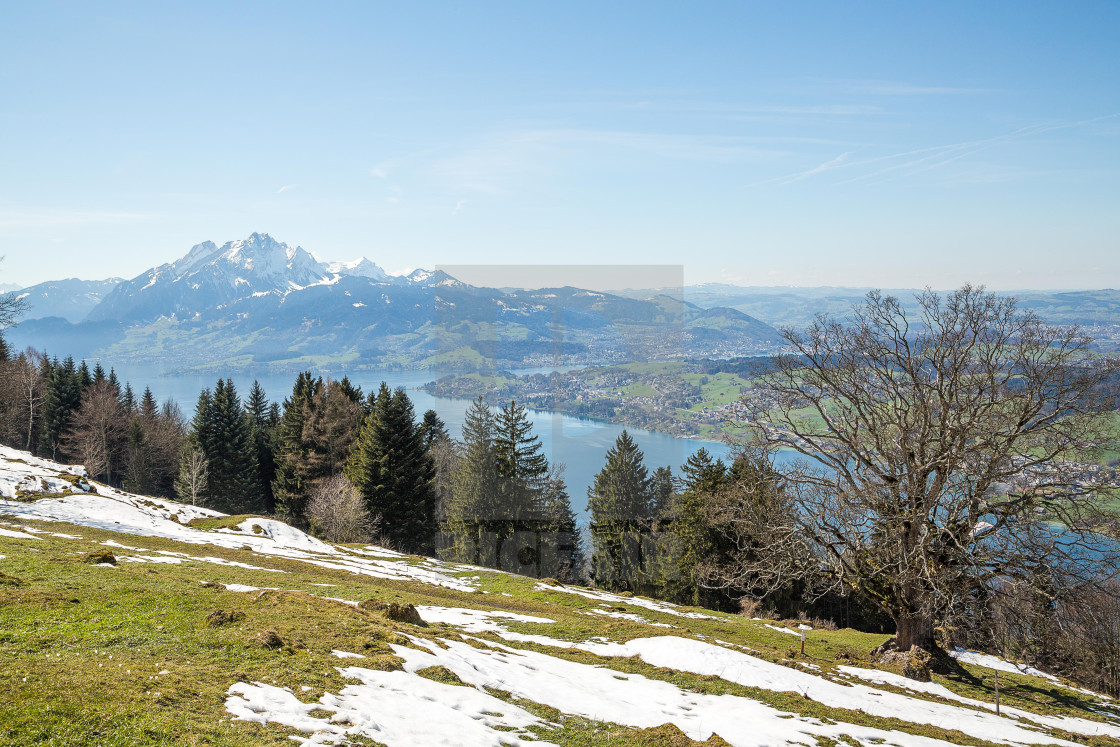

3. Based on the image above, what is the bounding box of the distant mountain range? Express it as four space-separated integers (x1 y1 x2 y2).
4 233 782 372
10 278 124 324
619 283 1120 335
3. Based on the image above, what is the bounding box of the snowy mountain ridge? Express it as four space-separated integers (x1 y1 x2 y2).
3 444 1120 746
86 233 405 323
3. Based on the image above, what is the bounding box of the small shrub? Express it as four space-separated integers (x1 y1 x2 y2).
256 630 285 649
359 598 388 612
83 549 116 565
415 665 465 686
383 603 425 626
206 609 246 627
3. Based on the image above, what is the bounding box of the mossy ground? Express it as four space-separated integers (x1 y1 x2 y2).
1 517 1117 746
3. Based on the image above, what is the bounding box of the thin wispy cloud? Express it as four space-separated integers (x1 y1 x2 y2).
453 199 469 214
752 113 1120 188
433 128 788 194
370 167 388 178
276 184 298 194
831 79 993 96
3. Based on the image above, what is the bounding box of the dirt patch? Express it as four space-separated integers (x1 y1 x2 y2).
206 609 246 627
82 549 117 565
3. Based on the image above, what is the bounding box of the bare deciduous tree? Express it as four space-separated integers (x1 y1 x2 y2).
718 285 1120 664
175 442 209 506
15 349 45 451
62 380 128 483
306 473 376 544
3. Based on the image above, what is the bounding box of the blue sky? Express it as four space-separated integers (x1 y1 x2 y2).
1 1 1117 289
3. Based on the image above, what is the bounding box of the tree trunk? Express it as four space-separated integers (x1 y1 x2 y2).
894 614 937 651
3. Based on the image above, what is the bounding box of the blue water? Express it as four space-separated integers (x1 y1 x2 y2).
109 365 739 519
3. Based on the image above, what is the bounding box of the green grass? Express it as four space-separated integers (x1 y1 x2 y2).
2 515 1118 746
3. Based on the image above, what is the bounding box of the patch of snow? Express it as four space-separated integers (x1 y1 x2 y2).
227 668 551 746
331 650 366 659
0 527 40 540
952 648 1060 682
392 636 962 747
534 583 712 619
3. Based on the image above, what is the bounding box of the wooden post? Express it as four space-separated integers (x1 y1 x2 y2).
994 669 1000 716
800 629 806 655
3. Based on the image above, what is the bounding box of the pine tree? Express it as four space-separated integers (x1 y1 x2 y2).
192 379 260 513
346 384 436 554
419 409 449 450
587 430 655 591
271 372 323 520
667 448 730 608
39 356 82 459
120 382 135 413
441 397 500 564
244 380 278 512
106 368 121 398
140 387 159 420
541 469 586 583
77 360 92 390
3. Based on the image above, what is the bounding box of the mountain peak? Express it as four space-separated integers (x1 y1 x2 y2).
328 257 389 282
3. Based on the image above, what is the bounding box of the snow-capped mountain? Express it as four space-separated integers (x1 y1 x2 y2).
87 233 398 323
12 232 782 370
327 257 389 282
9 277 123 323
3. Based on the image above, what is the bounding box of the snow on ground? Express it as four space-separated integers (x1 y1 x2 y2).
421 609 1120 745
533 582 713 619
615 636 1120 744
6 446 1115 747
0 445 89 499
227 668 555 746
0 526 41 540
391 636 959 747
579 607 675 628
952 648 1060 682
0 447 476 592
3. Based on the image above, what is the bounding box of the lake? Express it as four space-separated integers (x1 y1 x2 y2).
110 365 742 520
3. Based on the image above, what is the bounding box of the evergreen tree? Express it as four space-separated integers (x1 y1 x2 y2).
140 387 159 420
346 384 436 554
0 333 8 363
587 430 655 592
666 448 732 608
92 362 106 385
419 409 449 450
39 356 81 458
441 397 501 564
120 382 135 413
650 465 674 519
107 368 121 398
541 469 586 583
244 380 278 512
193 379 260 513
271 372 323 520
77 360 92 390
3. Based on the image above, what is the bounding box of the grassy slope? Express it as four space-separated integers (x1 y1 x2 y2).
2 520 1118 747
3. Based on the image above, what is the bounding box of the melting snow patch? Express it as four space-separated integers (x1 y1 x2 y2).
227 669 553 746
533 583 713 619
331 650 365 659
952 648 1060 682
0 527 40 540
